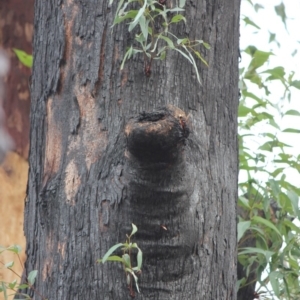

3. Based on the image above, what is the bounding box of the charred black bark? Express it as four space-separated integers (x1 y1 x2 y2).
124 105 198 284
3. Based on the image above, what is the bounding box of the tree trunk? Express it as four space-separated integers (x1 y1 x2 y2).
24 0 240 299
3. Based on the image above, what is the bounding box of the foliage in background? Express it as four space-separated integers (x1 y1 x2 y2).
109 0 209 83
97 223 142 298
238 1 300 299
0 245 44 300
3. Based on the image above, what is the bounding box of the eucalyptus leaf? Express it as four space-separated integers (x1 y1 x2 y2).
12 48 33 68
27 270 38 285
238 221 251 242
128 0 147 32
251 216 282 238
101 243 124 263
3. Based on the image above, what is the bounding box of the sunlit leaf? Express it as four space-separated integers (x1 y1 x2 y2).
12 48 33 68
248 49 273 71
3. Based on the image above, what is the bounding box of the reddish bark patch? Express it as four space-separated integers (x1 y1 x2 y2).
43 98 62 180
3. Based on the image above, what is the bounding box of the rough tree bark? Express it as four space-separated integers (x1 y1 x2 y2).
24 0 240 299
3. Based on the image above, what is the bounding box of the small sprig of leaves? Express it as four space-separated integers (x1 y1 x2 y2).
97 223 142 297
109 0 209 83
0 245 45 300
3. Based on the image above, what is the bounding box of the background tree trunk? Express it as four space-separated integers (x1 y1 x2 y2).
0 2 33 298
24 0 240 299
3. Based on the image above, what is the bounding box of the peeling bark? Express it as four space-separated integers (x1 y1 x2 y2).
24 0 241 299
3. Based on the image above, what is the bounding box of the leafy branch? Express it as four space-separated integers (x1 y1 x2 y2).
109 0 209 83
97 223 142 298
0 245 46 300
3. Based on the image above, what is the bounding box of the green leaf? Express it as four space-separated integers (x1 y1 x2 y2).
159 50 166 60
137 247 143 270
27 270 38 285
113 10 138 26
7 244 22 254
238 196 250 209
12 48 33 68
238 221 251 242
194 50 208 67
138 15 148 41
262 66 285 80
290 80 300 90
177 38 188 45
269 271 282 297
285 109 300 116
182 45 201 84
251 216 282 238
238 104 253 117
120 46 133 70
5 261 14 268
242 16 260 29
8 280 17 290
122 253 131 268
254 4 264 12
282 128 300 134
238 247 275 261
287 190 299 217
202 42 210 49
128 0 147 32
130 223 138 237
101 243 124 263
97 255 124 263
248 49 273 71
170 14 186 24
268 32 277 44
159 35 175 49
17 284 30 289
125 268 140 293
269 179 280 197
1 282 7 300
274 3 287 29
